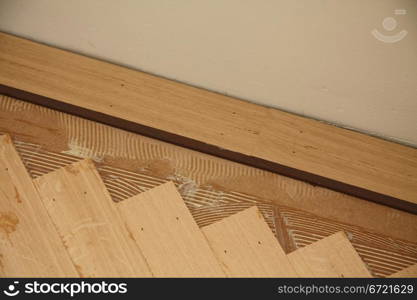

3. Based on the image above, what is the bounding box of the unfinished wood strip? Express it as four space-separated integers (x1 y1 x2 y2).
287 231 372 277
201 206 297 277
0 134 77 277
33 159 152 277
388 264 417 278
117 181 225 277
0 32 416 213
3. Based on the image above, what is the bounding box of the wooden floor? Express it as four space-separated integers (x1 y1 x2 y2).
0 133 415 277
1 95 417 277
0 32 416 278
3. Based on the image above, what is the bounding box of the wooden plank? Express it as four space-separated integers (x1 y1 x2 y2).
33 159 152 277
0 134 77 277
0 32 416 213
287 231 372 277
388 264 417 278
201 206 297 277
117 181 225 277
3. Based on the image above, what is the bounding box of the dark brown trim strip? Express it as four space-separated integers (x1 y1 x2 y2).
1 84 415 214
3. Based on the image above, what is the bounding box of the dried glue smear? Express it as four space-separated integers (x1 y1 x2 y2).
63 138 104 163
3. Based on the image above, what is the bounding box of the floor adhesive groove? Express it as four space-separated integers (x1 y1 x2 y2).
1 95 417 277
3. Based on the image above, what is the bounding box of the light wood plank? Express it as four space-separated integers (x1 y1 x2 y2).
33 159 152 277
116 181 225 277
1 32 416 212
0 134 77 277
202 206 297 277
388 264 417 278
287 231 372 277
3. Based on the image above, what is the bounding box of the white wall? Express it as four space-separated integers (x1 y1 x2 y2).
1 0 416 146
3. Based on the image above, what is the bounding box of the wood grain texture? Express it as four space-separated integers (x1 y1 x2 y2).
287 231 372 277
33 159 152 277
0 33 416 213
2 95 417 278
2 94 417 246
388 264 417 278
0 134 77 277
202 206 297 277
10 133 417 277
117 181 225 277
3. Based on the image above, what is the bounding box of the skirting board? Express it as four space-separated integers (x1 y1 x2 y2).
0 32 416 213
